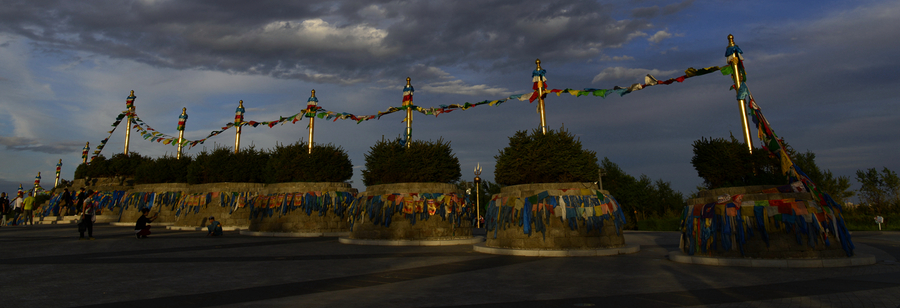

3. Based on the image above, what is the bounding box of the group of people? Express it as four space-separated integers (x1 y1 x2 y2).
1 186 225 238
0 191 36 227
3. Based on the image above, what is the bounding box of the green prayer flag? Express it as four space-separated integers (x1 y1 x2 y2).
720 65 734 75
593 89 608 97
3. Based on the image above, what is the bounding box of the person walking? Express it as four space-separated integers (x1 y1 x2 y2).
78 194 96 240
0 193 9 227
11 194 23 226
22 194 36 226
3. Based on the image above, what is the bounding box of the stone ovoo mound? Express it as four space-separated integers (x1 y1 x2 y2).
347 183 473 241
681 185 853 259
484 183 628 250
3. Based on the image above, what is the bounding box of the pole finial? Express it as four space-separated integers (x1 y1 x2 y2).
130 90 134 96
406 77 411 86
181 107 187 115
727 34 735 47
59 159 62 163
311 89 316 97
535 59 542 70
238 100 243 107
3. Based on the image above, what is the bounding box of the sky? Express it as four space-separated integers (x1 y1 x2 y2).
0 0 897 199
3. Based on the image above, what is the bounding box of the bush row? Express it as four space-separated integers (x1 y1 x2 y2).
75 143 353 184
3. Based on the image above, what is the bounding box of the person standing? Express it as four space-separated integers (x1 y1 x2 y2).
76 187 87 211
78 194 96 240
0 193 9 227
60 188 73 216
134 208 158 239
22 194 35 226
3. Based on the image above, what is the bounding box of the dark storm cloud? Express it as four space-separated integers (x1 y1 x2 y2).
0 136 82 154
0 0 681 84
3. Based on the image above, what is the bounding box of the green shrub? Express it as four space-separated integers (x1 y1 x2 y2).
362 137 460 186
134 155 192 184
187 146 269 184
691 135 784 189
266 142 353 183
73 153 148 179
494 128 599 186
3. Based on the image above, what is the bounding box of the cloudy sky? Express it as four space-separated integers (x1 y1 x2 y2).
0 0 897 198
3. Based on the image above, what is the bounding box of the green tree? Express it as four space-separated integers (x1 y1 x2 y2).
792 151 855 205
494 128 599 185
362 137 461 186
856 167 900 212
600 158 684 229
691 135 785 189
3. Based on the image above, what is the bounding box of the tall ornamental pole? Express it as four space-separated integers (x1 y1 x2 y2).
234 100 244 154
34 172 41 197
18 184 23 199
82 142 89 164
535 59 548 134
176 107 188 159
402 77 414 148
306 90 318 154
474 163 482 228
727 34 753 153
124 91 136 156
55 159 62 188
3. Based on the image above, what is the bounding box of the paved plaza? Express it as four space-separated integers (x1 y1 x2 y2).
1 224 898 308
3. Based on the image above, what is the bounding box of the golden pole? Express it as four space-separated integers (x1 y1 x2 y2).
536 59 548 135
727 34 753 153
124 90 135 156
34 172 41 197
234 100 244 154
82 142 89 164
176 107 187 159
403 77 413 148
55 159 62 188
474 163 482 228
307 90 317 154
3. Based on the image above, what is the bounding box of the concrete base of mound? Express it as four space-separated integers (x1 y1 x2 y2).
339 236 484 246
240 230 350 237
667 250 876 267
473 243 640 257
167 225 246 231
109 222 175 227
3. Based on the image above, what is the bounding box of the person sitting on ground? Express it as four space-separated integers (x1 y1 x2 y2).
134 208 158 239
206 216 223 236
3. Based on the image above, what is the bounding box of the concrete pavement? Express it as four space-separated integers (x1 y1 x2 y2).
1 224 898 307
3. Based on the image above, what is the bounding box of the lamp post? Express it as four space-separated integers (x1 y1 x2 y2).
474 163 482 228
